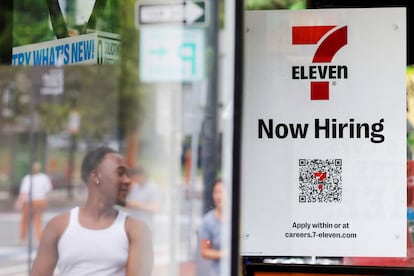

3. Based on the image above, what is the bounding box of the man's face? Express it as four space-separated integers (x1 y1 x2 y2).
96 153 130 205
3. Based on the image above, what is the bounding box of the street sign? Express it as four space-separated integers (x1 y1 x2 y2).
139 27 205 82
40 68 64 95
136 0 208 27
12 32 120 66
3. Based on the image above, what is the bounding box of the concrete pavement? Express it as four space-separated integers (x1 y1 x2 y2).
0 186 209 276
0 188 82 275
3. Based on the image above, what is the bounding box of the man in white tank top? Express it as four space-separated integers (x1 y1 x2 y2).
31 146 153 276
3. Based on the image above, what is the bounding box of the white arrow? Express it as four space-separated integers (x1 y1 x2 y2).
184 1 203 24
139 1 204 25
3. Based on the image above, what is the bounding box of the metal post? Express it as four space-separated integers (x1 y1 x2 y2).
167 85 182 276
67 98 79 200
201 0 220 214
187 81 205 258
27 71 37 275
67 133 76 199
231 0 244 274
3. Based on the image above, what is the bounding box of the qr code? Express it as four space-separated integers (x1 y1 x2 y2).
298 159 342 203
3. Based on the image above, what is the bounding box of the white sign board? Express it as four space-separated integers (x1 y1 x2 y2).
137 0 207 26
12 32 120 66
139 27 205 82
40 68 64 95
241 8 407 257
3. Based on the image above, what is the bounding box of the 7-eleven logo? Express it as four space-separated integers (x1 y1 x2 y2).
314 171 327 190
292 26 348 100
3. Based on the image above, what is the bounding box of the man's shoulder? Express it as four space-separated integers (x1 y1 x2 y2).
125 215 151 240
44 210 71 237
125 215 148 230
202 209 216 222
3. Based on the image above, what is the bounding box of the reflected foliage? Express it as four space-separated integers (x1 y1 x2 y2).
38 66 119 140
0 66 119 142
74 66 119 140
118 0 146 135
12 0 148 155
37 102 70 133
246 0 306 9
13 0 55 46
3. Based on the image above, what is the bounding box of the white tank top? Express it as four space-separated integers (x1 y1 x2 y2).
57 207 129 276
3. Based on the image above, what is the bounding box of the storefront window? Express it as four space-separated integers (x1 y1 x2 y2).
0 0 236 275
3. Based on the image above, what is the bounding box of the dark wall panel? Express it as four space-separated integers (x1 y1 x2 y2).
0 0 13 64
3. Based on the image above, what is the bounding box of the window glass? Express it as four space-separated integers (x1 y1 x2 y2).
242 0 413 273
0 1 235 275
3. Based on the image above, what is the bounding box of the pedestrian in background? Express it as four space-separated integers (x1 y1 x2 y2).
15 161 52 244
31 146 153 276
125 166 161 233
199 178 226 276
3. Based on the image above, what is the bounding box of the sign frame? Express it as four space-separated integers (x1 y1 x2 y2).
135 0 209 28
240 8 407 258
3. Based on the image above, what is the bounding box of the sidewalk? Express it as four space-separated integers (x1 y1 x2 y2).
0 184 205 276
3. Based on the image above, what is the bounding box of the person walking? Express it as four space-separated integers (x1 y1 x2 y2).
125 166 161 233
15 161 52 244
199 179 226 276
31 146 153 276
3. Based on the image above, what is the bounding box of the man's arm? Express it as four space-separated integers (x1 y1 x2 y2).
200 238 222 260
45 174 53 194
15 177 28 210
31 213 68 276
125 217 153 276
14 192 26 210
